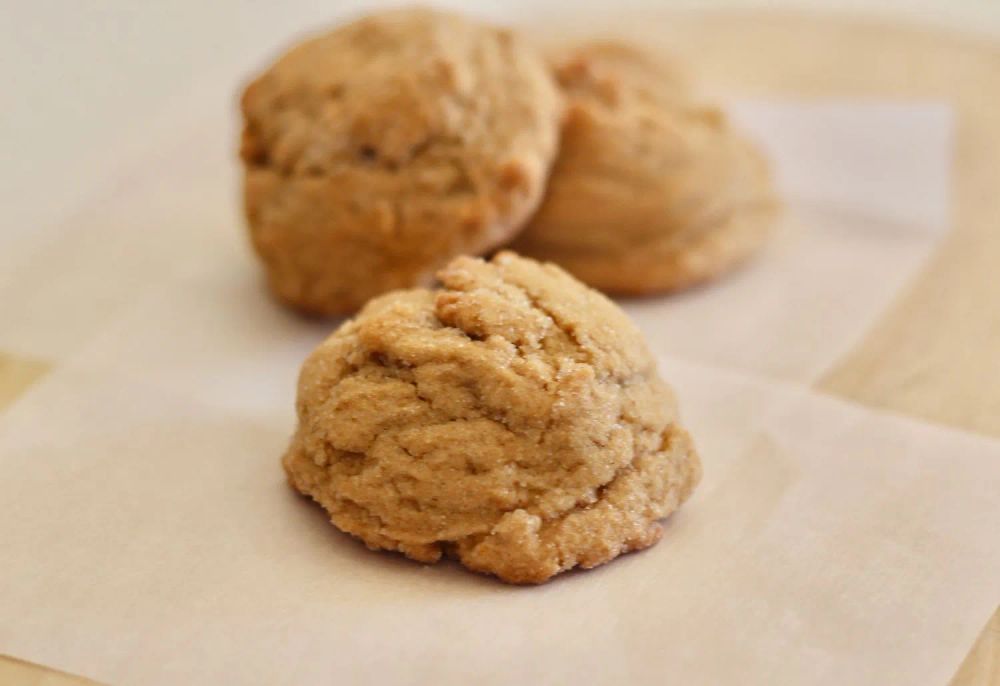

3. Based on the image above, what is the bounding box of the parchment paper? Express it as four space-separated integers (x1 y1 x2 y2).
3 101 994 686
1 348 998 686
0 101 952 383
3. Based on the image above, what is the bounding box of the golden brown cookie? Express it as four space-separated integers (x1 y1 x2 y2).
510 41 779 295
240 8 562 315
283 251 701 584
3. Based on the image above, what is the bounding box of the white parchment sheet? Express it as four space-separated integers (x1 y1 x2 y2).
0 101 952 383
1 340 997 686
2 97 988 686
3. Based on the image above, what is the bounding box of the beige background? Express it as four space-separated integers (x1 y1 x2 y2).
1 8 998 686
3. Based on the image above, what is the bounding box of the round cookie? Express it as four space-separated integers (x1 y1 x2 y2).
240 8 562 315
510 41 779 295
283 251 701 584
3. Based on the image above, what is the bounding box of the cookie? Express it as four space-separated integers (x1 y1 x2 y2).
510 41 779 295
240 8 562 315
283 251 701 584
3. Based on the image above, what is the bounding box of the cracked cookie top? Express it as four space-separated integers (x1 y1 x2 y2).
240 8 562 315
283 252 701 583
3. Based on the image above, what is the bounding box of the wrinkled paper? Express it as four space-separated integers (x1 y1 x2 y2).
1 347 998 686
3 100 996 686
0 101 952 383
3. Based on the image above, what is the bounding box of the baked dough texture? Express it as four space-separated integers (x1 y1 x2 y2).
511 41 779 295
283 251 701 583
240 8 562 314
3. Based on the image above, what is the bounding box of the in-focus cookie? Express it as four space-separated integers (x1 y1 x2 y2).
240 8 562 314
511 41 779 295
283 251 701 584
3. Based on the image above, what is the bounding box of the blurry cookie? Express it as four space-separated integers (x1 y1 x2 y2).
511 41 779 295
240 8 562 315
283 251 701 584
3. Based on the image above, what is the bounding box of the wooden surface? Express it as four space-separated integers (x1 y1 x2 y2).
1 10 998 686
0 353 48 413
